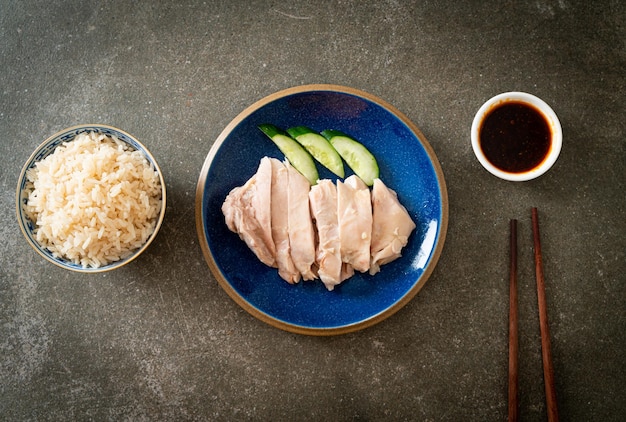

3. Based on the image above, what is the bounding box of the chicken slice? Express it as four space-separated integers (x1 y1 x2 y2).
252 157 275 258
337 175 372 273
270 158 300 284
369 178 416 275
286 161 317 280
221 165 277 268
309 180 343 290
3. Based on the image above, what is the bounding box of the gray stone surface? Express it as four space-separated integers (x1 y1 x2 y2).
1 1 624 420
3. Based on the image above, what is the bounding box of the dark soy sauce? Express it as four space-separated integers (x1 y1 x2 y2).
479 101 551 173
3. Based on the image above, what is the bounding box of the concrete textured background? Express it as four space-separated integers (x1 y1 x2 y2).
1 1 624 420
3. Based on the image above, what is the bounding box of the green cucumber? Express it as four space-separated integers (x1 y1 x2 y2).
286 126 345 178
258 124 319 185
320 129 379 186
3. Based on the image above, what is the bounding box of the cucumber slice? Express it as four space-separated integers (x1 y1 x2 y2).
286 126 345 178
321 130 379 186
258 124 319 185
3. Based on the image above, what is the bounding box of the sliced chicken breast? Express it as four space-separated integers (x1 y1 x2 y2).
309 179 342 290
270 158 300 284
337 175 372 273
286 161 317 280
252 157 275 258
369 178 416 275
223 156 416 287
222 166 277 268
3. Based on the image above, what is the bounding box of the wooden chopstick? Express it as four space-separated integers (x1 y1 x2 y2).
508 219 519 422
531 207 559 422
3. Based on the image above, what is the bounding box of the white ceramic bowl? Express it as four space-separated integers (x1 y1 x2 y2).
16 124 166 272
471 92 562 181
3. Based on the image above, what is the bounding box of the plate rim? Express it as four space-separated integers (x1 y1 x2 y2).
195 84 448 335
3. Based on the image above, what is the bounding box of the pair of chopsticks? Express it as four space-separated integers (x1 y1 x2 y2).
508 208 559 422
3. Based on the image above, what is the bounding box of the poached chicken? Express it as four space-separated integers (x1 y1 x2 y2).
222 157 415 291
270 158 300 283
370 178 417 275
309 179 343 290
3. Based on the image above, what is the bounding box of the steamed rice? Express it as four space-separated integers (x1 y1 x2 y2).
24 131 162 268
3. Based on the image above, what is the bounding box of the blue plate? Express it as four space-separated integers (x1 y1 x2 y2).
195 85 448 335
